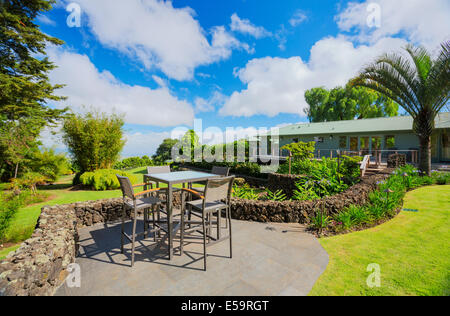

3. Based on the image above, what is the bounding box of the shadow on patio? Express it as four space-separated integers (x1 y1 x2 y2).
56 220 328 296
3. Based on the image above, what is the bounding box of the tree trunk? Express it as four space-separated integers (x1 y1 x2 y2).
14 162 19 179
418 135 431 176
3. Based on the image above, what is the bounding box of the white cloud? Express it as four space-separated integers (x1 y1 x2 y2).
336 0 450 49
219 36 407 117
230 13 271 38
221 0 449 118
211 26 255 56
194 91 227 113
37 14 56 26
48 48 195 126
289 10 308 27
68 0 250 81
123 131 170 157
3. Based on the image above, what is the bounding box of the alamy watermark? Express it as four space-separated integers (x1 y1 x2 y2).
66 263 81 288
169 119 281 172
366 263 381 288
66 2 81 28
366 3 381 29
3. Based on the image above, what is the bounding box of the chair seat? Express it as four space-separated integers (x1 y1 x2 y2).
125 196 161 210
187 199 227 212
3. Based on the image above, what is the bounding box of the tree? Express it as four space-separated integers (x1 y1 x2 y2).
62 111 126 173
1 0 67 180
352 42 450 176
304 86 398 122
0 120 38 179
281 141 315 161
153 139 178 163
0 0 67 125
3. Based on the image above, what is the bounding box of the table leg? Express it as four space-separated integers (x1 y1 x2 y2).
167 183 173 260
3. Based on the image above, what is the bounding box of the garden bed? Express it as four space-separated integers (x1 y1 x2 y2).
230 170 392 224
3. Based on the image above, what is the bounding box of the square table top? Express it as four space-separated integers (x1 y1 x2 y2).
144 171 220 185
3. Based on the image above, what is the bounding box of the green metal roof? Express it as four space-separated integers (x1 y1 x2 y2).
277 112 450 136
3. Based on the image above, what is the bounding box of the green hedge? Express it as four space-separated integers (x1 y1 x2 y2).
175 161 264 178
79 169 138 191
113 156 154 170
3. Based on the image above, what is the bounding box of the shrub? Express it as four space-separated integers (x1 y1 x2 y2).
232 184 261 200
62 111 125 173
79 169 137 191
281 141 315 160
288 158 352 201
113 156 154 170
28 149 72 183
0 196 21 242
262 189 287 201
310 209 330 235
9 172 47 195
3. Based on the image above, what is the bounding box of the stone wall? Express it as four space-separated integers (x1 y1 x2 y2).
0 204 78 296
267 173 306 198
388 154 407 168
231 171 391 224
0 199 131 296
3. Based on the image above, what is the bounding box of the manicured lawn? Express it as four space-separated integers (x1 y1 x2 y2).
0 245 20 261
309 185 450 296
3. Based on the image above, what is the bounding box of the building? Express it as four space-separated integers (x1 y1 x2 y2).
268 112 450 163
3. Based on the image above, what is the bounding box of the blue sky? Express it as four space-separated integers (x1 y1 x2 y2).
38 0 450 156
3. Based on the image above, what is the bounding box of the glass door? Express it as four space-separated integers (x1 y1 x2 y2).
360 137 370 155
442 129 450 161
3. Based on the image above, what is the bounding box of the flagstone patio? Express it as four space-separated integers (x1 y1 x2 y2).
56 220 328 296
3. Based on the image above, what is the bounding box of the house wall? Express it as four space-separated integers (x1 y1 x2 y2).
278 129 448 163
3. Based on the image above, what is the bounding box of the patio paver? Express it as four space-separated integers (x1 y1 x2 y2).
55 220 328 296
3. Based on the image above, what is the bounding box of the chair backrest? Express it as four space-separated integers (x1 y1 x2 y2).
204 176 235 203
147 165 171 174
116 175 134 199
211 166 230 177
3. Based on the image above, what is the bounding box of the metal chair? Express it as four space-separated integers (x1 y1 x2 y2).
116 175 165 267
192 166 230 194
180 176 235 271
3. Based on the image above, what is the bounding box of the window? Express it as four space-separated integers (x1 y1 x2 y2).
339 136 347 148
293 138 299 143
371 137 381 150
385 135 395 149
314 137 324 143
350 137 358 151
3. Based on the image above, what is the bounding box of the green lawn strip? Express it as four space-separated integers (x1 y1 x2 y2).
0 245 20 261
309 185 450 296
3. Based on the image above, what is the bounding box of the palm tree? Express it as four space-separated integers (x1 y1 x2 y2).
352 41 450 176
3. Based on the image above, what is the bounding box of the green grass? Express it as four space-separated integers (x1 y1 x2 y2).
1 167 202 257
309 185 450 296
0 245 20 261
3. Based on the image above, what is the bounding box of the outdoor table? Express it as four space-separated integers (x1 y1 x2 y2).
143 171 222 259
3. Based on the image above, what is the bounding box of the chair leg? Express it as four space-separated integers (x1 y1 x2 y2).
152 205 156 242
131 211 137 267
120 206 125 254
180 205 185 256
228 207 232 259
202 214 207 271
144 208 148 239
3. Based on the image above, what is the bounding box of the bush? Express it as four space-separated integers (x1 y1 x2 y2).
0 196 21 242
28 149 72 183
278 156 361 186
113 156 154 170
9 172 47 195
79 169 138 191
62 111 125 173
281 141 315 160
178 161 263 178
